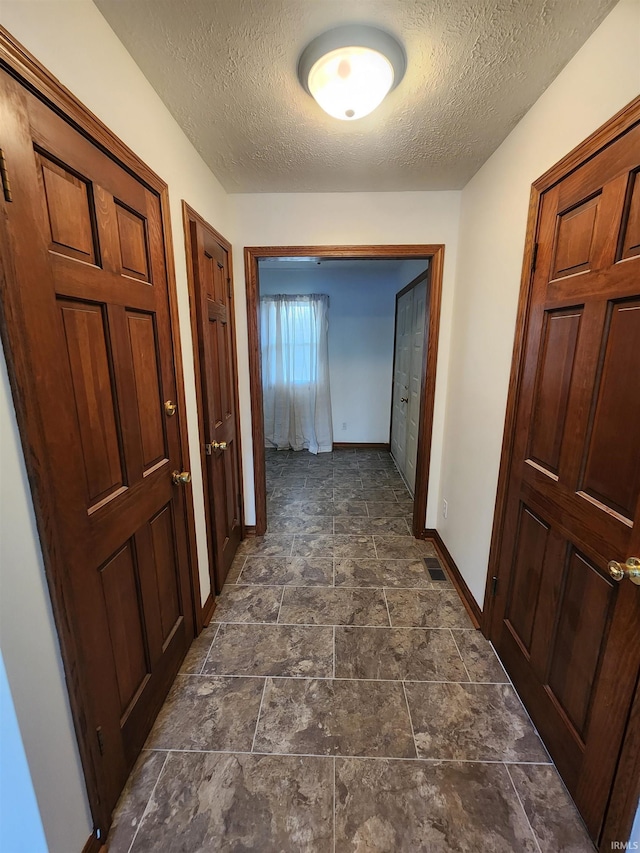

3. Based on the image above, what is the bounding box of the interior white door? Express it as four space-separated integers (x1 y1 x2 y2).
405 279 427 492
390 288 412 475
390 278 428 495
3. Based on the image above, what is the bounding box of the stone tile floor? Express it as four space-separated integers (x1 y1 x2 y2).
107 448 594 852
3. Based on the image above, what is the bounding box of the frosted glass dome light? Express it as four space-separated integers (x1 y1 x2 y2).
298 26 406 122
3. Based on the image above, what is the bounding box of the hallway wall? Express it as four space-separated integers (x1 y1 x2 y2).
259 261 427 444
0 1 236 850
230 191 461 528
439 0 640 606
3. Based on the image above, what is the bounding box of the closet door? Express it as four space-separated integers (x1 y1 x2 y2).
391 278 427 493
390 287 412 477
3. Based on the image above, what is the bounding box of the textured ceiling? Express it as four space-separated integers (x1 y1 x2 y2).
93 0 616 193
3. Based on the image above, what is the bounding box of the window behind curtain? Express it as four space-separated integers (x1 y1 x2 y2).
260 293 333 453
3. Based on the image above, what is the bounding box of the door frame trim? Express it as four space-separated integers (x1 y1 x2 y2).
0 26 199 834
483 94 640 849
182 200 245 613
244 244 444 538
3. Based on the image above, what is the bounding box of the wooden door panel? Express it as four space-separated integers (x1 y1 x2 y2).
37 151 98 263
217 314 234 424
619 168 640 260
99 541 149 717
547 548 615 739
579 299 640 520
127 310 168 472
504 504 550 653
148 503 182 645
115 201 151 282
58 298 125 509
527 308 582 476
551 194 600 279
208 312 225 428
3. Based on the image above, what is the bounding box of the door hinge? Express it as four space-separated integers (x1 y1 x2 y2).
227 277 232 299
530 242 539 274
491 576 499 597
0 148 13 202
96 726 105 755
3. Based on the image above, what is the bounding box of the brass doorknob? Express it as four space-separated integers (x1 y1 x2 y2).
171 470 191 485
164 400 177 417
211 441 227 451
608 557 640 585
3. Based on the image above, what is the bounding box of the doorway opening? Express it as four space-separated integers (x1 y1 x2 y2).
244 245 445 538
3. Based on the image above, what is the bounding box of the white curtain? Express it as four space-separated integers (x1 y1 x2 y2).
261 294 333 454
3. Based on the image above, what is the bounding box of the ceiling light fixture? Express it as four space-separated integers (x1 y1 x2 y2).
298 25 406 121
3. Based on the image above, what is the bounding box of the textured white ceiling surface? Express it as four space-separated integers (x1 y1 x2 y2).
93 0 616 193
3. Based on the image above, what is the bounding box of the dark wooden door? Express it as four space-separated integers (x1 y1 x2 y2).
188 216 242 592
490 119 640 842
0 71 194 823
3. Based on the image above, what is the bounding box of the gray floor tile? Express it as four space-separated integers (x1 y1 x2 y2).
240 556 333 586
373 536 435 559
213 585 282 623
334 516 410 534
333 534 377 558
291 534 337 557
180 622 219 673
267 515 334 533
385 588 474 628
145 675 263 751
452 630 510 682
107 750 166 853
335 758 540 853
335 558 431 588
203 623 334 677
237 534 294 556
254 677 416 758
335 626 469 681
130 752 333 853
279 587 389 626
405 682 549 762
366 501 410 517
507 764 595 852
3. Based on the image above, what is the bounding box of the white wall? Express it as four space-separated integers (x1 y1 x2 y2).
0 651 48 853
0 1 236 850
438 0 640 606
230 191 461 526
260 261 427 443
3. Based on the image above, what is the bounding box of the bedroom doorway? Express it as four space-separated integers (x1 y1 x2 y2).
244 245 444 538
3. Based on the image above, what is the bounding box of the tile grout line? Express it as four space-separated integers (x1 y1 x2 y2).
276 586 286 624
401 681 420 760
198 623 221 675
209 620 480 632
144 747 553 765
250 678 269 753
181 672 513 684
125 751 171 853
333 625 336 679
382 587 393 627
233 555 248 584
449 628 473 683
504 763 543 853
333 755 336 853
227 583 457 592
